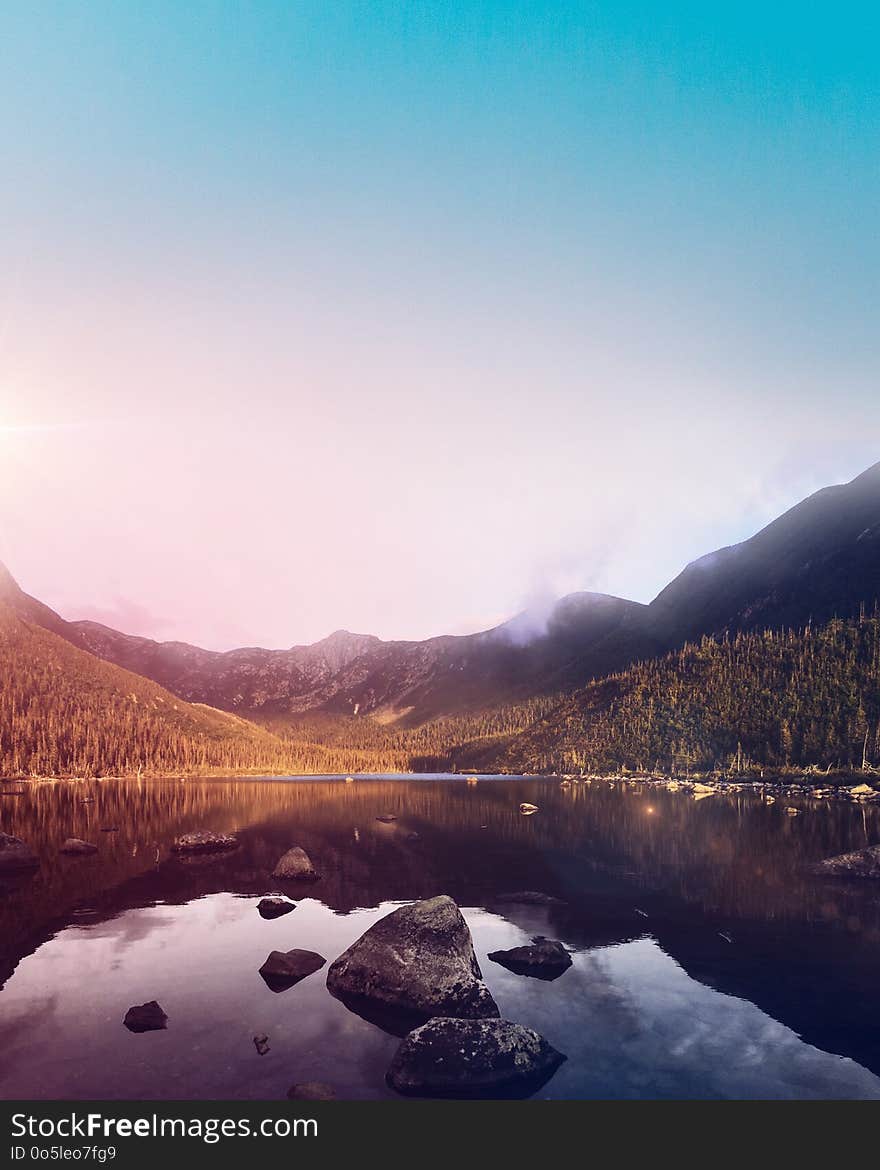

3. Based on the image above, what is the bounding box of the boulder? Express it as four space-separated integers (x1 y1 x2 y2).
519 803 539 815
287 1082 337 1101
494 891 566 907
0 832 39 872
387 1017 566 1098
849 783 879 799
259 949 326 992
272 846 319 881
171 830 238 854
487 937 572 981
123 1001 168 1033
326 895 499 1029
60 838 98 855
258 896 296 920
809 844 880 879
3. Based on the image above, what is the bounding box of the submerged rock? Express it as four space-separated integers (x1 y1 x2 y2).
487 937 572 981
60 838 98 855
253 1034 270 1056
375 814 397 823
171 830 238 854
123 1001 168 1033
494 891 566 907
272 846 319 881
809 844 880 879
387 1017 566 1098
0 833 39 872
258 896 296 919
326 895 499 1029
259 949 326 992
287 1082 337 1101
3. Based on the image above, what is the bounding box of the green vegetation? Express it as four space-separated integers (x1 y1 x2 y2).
4 602 880 780
0 610 401 776
272 617 880 777
458 617 880 776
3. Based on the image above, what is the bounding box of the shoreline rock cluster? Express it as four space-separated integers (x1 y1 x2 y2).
561 773 880 803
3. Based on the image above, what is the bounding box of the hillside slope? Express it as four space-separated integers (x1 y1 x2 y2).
646 461 880 645
0 607 404 776
463 616 880 776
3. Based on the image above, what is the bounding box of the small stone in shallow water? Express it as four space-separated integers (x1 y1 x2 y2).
60 838 98 855
272 847 319 881
258 897 296 919
494 891 566 906
171 830 238 854
259 949 326 992
123 1001 167 1033
0 833 39 872
287 1082 337 1101
487 937 572 981
387 1017 566 1098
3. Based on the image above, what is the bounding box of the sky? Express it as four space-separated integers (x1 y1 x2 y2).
0 2 878 650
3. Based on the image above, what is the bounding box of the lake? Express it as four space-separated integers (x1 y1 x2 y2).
2 775 880 1100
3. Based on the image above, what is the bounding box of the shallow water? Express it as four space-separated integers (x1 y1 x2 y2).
2 775 880 1100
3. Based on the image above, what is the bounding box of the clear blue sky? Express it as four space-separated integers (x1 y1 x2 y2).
1 3 878 647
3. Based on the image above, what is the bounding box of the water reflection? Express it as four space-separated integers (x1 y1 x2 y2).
2 777 880 1098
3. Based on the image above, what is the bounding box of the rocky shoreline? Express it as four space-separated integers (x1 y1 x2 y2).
545 772 880 803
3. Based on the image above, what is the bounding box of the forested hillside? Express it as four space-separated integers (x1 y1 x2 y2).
0 609 403 777
4 598 880 779
460 616 880 776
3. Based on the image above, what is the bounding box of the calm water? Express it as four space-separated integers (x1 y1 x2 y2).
3 776 880 1100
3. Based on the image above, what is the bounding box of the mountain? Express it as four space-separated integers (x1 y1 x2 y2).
0 566 646 723
3 460 879 729
0 602 410 776
0 601 297 776
453 614 880 776
646 461 880 645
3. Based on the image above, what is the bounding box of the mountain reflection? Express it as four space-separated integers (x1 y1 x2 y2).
3 776 880 1092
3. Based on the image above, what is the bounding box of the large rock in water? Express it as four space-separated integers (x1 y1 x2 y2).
171 830 238 854
272 847 319 881
0 833 39 872
809 844 880 879
387 1018 566 1098
326 895 499 1030
259 949 326 992
488 937 572 981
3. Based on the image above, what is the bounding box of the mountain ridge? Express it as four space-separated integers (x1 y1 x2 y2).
3 458 879 725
